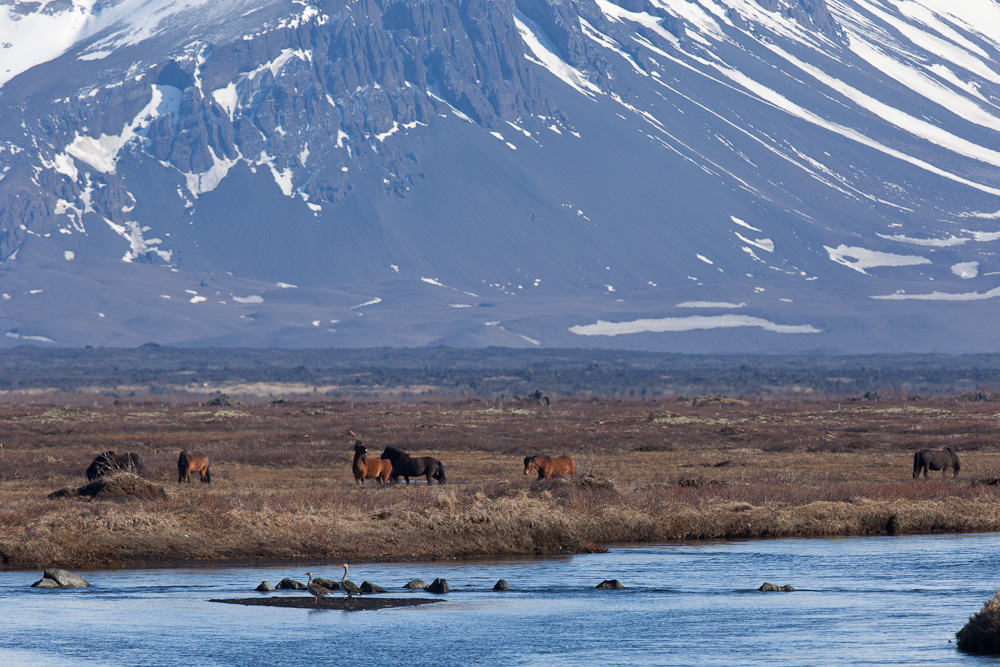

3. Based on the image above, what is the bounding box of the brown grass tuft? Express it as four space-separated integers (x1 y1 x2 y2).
957 590 1000 654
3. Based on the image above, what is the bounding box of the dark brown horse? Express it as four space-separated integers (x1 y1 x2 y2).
380 446 445 484
178 450 211 483
352 441 391 484
524 455 576 480
913 447 960 478
86 451 145 480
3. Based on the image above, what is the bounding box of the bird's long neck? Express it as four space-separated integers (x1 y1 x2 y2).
341 566 349 583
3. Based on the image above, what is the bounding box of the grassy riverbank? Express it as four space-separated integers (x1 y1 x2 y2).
2 396 1000 569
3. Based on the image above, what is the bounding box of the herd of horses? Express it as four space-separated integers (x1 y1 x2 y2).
352 442 448 484
350 441 579 485
84 443 961 485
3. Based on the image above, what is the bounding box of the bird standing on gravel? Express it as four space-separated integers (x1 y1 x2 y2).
339 563 363 598
305 571 331 604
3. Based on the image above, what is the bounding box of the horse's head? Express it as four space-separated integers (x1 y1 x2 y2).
381 446 400 461
354 441 367 454
523 456 536 475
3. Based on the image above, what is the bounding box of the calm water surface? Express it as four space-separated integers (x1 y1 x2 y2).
2 534 999 666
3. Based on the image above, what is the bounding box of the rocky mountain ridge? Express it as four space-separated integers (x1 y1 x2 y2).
1 0 999 352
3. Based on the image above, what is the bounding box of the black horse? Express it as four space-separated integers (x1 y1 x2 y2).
86 451 145 481
913 447 960 478
380 446 446 484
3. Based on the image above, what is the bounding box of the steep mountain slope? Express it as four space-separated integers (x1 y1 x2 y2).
1 0 999 352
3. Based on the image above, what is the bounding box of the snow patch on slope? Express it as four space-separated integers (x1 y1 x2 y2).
64 84 181 174
824 244 931 274
569 314 821 336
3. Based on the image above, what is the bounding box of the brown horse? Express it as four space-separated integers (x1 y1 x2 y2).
913 447 960 478
86 451 145 481
352 441 391 484
524 455 576 480
178 450 211 483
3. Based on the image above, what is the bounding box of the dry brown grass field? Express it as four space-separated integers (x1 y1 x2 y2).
2 394 1000 570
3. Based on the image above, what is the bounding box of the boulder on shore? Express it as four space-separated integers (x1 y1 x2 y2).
424 578 449 594
758 582 795 592
957 590 1000 654
596 579 625 589
31 568 90 589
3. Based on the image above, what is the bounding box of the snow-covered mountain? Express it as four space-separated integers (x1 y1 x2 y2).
1 0 1000 352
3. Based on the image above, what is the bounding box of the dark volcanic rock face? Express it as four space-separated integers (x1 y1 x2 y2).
1 0 555 258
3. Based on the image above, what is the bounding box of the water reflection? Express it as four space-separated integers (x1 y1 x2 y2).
2 534 999 666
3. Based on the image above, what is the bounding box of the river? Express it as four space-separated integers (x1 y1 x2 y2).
1 533 998 665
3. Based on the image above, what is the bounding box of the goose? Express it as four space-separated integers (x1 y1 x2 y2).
339 563 363 598
305 571 331 604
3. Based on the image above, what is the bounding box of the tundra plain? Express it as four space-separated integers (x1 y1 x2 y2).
2 395 1000 570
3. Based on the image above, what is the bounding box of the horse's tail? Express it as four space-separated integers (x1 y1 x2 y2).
204 464 211 483
912 451 921 478
434 462 446 484
950 449 960 475
178 450 189 483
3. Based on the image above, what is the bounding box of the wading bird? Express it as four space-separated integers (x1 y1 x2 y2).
339 563 363 598
305 571 331 604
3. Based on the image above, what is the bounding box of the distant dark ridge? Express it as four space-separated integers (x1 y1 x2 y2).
1 346 999 399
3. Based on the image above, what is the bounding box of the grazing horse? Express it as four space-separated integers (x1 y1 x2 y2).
352 441 391 484
86 451 145 481
178 450 211 483
913 447 960 478
380 446 446 484
524 455 576 480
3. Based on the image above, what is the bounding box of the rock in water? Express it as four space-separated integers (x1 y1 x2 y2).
256 581 276 592
313 577 341 590
31 569 90 588
403 579 426 589
360 581 386 594
276 578 306 590
424 578 449 594
493 579 510 591
596 579 625 590
758 582 795 592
